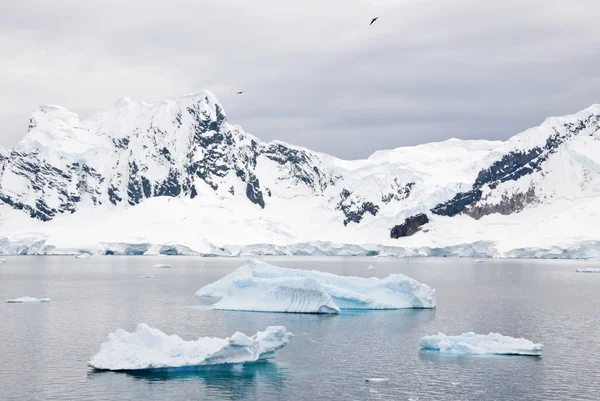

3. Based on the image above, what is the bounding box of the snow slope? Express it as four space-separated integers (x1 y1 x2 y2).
0 91 599 258
195 259 436 312
88 324 292 371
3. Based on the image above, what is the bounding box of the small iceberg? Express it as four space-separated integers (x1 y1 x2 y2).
140 275 154 278
365 378 389 383
195 259 436 314
367 265 375 270
153 264 172 268
576 268 600 273
75 253 91 259
0 258 6 264
6 297 51 303
473 259 485 263
88 324 292 371
419 332 543 356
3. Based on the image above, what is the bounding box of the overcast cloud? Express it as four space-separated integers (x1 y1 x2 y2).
1 0 599 158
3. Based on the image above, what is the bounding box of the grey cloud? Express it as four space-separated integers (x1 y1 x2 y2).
0 0 599 158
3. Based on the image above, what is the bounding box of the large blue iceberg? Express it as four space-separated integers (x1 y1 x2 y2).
195 259 436 314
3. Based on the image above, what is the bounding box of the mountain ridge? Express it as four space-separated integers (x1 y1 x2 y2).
0 91 599 258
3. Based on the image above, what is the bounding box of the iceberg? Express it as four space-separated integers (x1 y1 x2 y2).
195 259 436 313
576 268 600 273
365 378 389 383
75 253 91 259
419 332 543 356
88 324 292 371
6 297 51 303
153 264 172 268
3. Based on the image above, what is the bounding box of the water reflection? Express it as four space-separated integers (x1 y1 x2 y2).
88 362 288 401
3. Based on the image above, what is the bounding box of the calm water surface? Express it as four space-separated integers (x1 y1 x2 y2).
0 256 599 400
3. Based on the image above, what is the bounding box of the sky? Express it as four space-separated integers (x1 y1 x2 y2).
1 0 599 159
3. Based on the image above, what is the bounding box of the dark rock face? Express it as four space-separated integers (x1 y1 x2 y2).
390 213 430 238
245 176 265 208
382 180 415 204
0 94 336 221
431 113 600 218
336 188 380 226
464 185 539 219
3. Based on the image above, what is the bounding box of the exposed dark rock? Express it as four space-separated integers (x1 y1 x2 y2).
464 185 539 219
246 176 265 208
390 213 430 238
382 180 415 203
154 169 181 197
336 188 380 226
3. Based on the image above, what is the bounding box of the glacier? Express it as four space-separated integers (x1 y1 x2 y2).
0 91 599 258
6 297 51 303
419 332 543 356
88 323 292 371
195 259 436 313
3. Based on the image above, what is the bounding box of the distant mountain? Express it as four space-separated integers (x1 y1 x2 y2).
0 91 598 258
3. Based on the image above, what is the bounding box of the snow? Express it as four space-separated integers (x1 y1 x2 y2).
419 332 543 356
0 92 598 259
88 323 292 371
576 268 600 273
153 264 172 268
6 297 51 303
195 259 436 313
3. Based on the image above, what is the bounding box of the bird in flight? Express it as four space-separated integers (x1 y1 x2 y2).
236 91 244 95
370 17 379 26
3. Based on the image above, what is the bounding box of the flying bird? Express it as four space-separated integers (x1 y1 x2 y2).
370 17 379 26
236 91 244 95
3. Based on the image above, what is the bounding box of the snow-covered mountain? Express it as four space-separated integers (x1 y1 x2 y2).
1 91 599 258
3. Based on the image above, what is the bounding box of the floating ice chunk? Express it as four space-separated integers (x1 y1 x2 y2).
365 378 389 383
0 258 6 263
75 253 91 259
576 268 600 273
140 275 154 278
6 297 51 303
195 259 435 313
203 275 340 314
367 265 375 270
88 324 292 371
474 259 485 263
153 264 172 268
419 332 543 356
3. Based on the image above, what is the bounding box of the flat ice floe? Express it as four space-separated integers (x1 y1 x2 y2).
88 324 292 371
576 268 600 273
419 332 543 356
195 259 436 314
6 297 51 303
